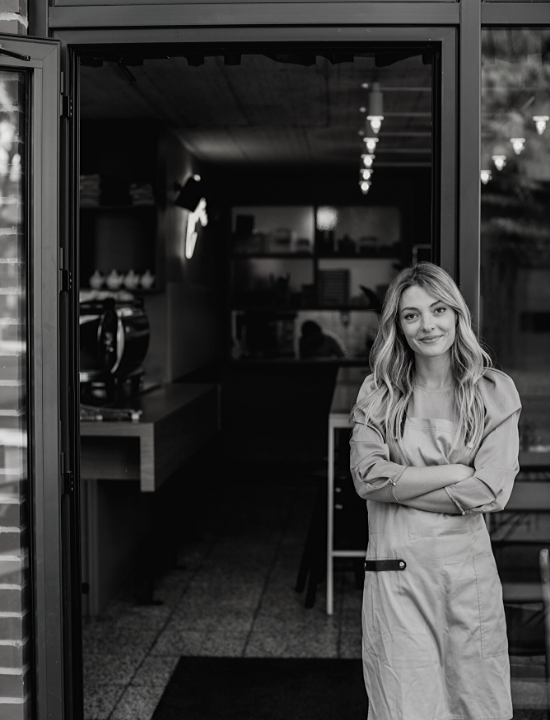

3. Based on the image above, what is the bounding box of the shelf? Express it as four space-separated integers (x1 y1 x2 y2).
229 358 369 366
80 205 156 211
316 253 399 260
230 252 398 260
231 253 313 259
231 305 379 312
80 286 162 295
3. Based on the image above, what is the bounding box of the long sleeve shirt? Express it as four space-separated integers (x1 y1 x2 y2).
350 368 521 514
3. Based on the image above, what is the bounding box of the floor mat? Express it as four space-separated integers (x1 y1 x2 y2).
152 657 367 720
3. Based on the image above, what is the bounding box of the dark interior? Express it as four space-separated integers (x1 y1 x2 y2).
77 44 433 484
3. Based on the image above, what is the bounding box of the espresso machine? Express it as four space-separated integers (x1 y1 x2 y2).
79 295 150 405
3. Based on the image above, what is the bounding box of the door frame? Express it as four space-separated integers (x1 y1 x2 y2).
48 23 457 720
35 17 458 720
0 34 65 720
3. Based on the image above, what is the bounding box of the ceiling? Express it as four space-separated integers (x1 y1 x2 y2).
80 52 433 169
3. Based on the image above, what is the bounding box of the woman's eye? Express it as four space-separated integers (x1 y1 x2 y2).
434 306 446 314
404 313 417 321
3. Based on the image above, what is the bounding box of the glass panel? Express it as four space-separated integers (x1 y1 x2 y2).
481 28 550 701
0 70 30 706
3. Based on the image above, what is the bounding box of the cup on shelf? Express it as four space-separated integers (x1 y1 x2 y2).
105 269 123 290
140 270 155 289
123 269 140 290
89 270 104 289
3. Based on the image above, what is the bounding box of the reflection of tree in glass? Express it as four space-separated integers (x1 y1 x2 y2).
0 74 25 363
0 75 24 228
482 30 550 370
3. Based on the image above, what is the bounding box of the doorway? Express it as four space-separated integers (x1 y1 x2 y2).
75 42 438 718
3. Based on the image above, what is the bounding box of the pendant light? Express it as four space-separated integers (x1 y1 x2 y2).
510 137 525 155
530 92 550 136
361 154 375 169
480 169 492 185
367 82 384 135
492 154 507 171
360 180 371 194
360 168 373 181
533 115 549 135
363 136 379 153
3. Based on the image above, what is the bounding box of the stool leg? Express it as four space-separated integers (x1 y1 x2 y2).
295 540 312 593
353 558 364 590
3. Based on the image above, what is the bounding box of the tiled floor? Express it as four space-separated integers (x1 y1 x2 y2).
82 483 548 720
82 483 362 720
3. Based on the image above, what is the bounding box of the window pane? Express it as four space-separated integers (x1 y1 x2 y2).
481 28 550 692
0 70 30 709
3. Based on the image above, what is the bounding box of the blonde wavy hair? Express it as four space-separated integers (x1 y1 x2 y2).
355 262 492 463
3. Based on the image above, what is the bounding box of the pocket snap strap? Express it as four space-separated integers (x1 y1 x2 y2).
364 559 407 572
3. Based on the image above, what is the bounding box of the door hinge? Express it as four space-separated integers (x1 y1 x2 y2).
63 470 75 495
60 452 75 494
60 94 73 119
60 268 72 293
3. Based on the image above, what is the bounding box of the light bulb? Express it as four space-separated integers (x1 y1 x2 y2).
480 170 492 185
359 106 366 113
361 154 375 169
363 137 379 153
360 169 373 181
360 180 371 194
533 115 549 135
316 206 339 231
367 115 384 134
510 137 525 155
492 154 507 171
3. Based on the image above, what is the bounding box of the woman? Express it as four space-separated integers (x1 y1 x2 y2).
350 262 520 720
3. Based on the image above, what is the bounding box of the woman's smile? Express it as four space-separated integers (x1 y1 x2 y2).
419 334 443 343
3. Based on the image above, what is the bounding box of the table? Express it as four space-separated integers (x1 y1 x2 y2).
491 479 550 604
80 382 219 613
80 383 219 491
326 367 368 615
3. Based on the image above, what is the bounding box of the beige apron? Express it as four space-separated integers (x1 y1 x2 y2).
362 416 512 720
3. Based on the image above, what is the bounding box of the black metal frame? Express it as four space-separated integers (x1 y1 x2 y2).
18 0 550 718
52 28 455 720
0 34 64 720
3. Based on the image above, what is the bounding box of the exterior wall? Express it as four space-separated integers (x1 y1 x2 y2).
0 73 30 718
0 0 27 34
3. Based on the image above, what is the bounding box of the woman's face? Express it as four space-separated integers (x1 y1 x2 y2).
398 284 457 359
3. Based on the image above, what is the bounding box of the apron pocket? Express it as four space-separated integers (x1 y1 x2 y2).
473 552 508 658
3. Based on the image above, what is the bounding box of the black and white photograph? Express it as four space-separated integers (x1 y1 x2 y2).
0 8 548 720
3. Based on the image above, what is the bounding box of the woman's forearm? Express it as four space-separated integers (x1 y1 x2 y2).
384 465 473 503
399 488 462 514
361 465 474 504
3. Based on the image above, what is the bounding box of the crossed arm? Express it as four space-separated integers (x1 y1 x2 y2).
361 464 474 514
350 374 521 516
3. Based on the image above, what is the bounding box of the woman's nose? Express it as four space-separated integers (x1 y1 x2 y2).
421 314 434 331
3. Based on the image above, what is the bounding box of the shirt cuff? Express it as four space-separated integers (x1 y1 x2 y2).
445 486 467 515
390 465 408 486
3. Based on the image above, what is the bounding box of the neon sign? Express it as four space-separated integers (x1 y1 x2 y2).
185 197 208 259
